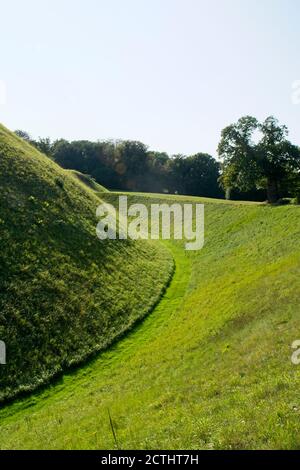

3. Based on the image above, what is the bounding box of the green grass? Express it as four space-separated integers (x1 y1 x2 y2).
0 186 299 449
0 124 173 401
65 169 108 193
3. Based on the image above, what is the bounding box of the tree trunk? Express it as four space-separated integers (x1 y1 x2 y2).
225 187 231 200
267 177 279 203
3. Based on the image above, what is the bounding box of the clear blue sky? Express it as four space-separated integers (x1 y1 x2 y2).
1 0 299 156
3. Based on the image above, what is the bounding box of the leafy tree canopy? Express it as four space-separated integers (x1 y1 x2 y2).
218 116 300 203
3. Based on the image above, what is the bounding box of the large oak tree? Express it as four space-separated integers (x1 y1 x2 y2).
218 116 300 203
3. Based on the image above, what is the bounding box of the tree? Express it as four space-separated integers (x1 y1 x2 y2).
144 152 171 193
256 117 300 202
115 141 148 190
15 130 53 158
169 153 221 198
182 153 221 198
218 116 300 203
35 137 52 156
15 129 32 142
169 155 188 194
281 171 300 204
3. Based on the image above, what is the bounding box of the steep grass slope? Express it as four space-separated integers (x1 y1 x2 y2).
0 126 173 402
65 170 108 193
0 191 300 449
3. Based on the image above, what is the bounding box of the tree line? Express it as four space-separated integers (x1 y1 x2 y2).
15 115 300 203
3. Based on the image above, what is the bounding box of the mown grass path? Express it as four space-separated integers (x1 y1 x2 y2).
0 242 191 449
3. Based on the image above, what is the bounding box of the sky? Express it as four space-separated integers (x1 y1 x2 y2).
0 0 299 157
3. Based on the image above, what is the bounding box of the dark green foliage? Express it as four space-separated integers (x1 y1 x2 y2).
0 124 173 401
15 131 223 199
282 171 300 204
168 153 222 197
218 116 300 203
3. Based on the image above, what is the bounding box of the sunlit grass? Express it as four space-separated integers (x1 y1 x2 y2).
0 188 299 449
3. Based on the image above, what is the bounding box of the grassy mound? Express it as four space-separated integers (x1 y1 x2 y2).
0 125 173 402
65 170 108 193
